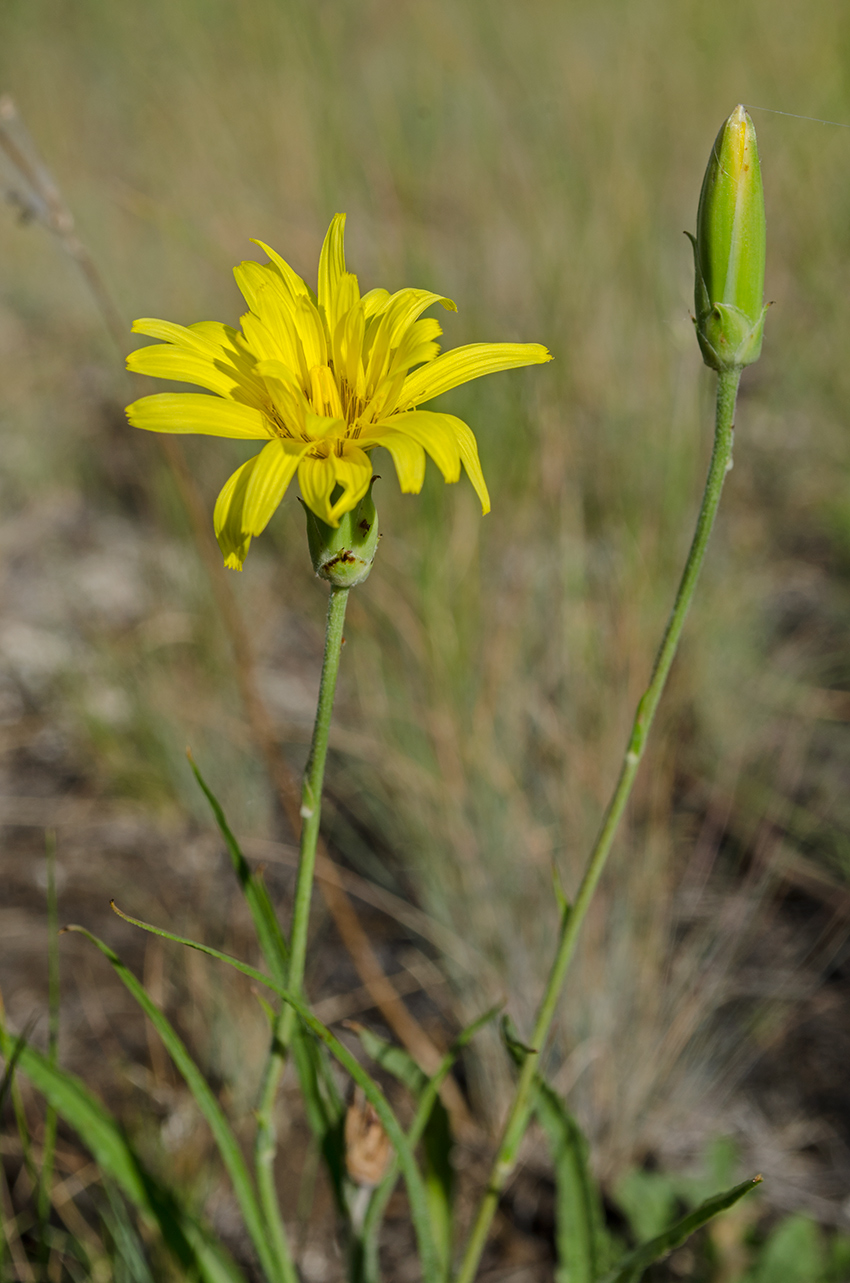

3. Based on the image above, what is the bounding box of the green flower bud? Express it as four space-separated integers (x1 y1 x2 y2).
304 480 379 588
690 104 767 372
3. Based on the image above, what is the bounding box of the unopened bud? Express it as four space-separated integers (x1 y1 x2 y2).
690 105 767 372
304 480 379 588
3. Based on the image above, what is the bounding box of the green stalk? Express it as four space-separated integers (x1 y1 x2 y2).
455 368 742 1283
253 1039 297 1283
286 584 350 1001
253 584 350 1272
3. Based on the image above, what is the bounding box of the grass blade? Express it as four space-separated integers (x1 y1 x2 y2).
191 755 347 1248
108 903 442 1283
348 1022 453 1273
0 1015 30 1114
66 925 293 1283
0 1024 246 1283
188 752 288 982
357 1005 502 1283
100 1180 157 1283
535 1081 606 1283
600 1176 763 1283
501 1016 607 1283
291 1027 347 1213
347 1022 428 1095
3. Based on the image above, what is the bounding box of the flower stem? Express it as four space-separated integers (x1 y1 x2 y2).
253 584 349 1280
455 368 742 1283
287 584 351 999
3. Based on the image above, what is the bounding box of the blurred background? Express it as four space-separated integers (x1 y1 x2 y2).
2 0 850 1277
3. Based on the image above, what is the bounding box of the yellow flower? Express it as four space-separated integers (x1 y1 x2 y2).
126 215 551 569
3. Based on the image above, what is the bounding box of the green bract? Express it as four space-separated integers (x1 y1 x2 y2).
304 480 379 587
690 105 767 372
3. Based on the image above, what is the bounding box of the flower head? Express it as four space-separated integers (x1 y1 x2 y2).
690 105 767 372
126 215 551 568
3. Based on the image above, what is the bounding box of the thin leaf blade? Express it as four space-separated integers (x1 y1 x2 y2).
107 906 442 1283
67 925 289 1283
1 1033 245 1283
188 752 288 983
535 1081 606 1283
601 1176 763 1283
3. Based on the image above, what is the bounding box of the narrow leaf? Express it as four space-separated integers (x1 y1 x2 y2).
188 752 288 983
350 1021 456 1273
190 756 346 1225
0 1017 30 1114
551 860 571 920
501 1015 606 1282
107 907 442 1283
185 755 350 1252
0 1031 245 1283
600 1176 763 1283
422 1096 454 1274
66 925 287 1283
535 1082 605 1283
291 1027 347 1214
347 1022 428 1096
100 1181 157 1283
358 1004 502 1283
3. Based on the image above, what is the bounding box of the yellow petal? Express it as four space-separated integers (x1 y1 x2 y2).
309 364 344 418
334 301 366 396
363 289 455 391
451 417 490 514
189 320 249 353
255 359 311 432
361 370 407 423
126 344 257 402
328 444 373 521
400 342 552 407
363 428 426 494
213 455 259 570
303 412 345 441
131 318 220 355
234 260 295 321
242 438 310 535
250 239 311 302
317 214 347 327
132 318 262 384
236 269 305 375
361 288 390 318
297 452 338 525
383 288 456 348
255 358 301 385
239 312 282 363
294 296 328 370
126 393 272 439
374 410 461 483
388 316 442 377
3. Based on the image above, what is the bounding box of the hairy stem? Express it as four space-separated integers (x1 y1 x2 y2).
455 368 742 1283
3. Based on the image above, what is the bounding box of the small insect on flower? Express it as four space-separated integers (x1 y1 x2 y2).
126 216 552 569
